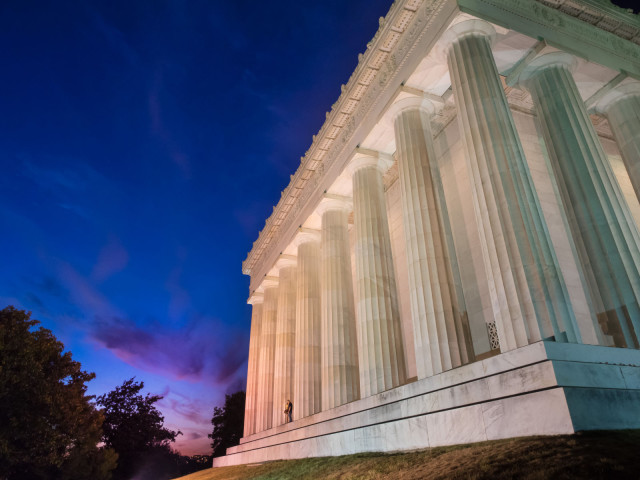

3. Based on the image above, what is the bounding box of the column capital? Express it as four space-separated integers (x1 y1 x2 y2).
515 51 578 86
387 95 435 123
346 150 393 176
247 292 264 305
438 19 496 57
260 276 279 290
594 82 640 114
275 254 297 272
316 194 353 216
292 228 321 247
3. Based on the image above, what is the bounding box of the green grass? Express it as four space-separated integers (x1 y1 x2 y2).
174 430 640 480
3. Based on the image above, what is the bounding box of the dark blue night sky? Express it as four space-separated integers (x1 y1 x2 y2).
0 0 391 454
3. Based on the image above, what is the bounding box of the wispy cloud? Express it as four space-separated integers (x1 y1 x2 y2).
91 235 129 283
83 7 139 67
148 70 191 178
57 261 123 319
165 249 191 321
89 313 247 385
20 157 113 221
23 159 92 192
38 257 245 388
158 388 211 425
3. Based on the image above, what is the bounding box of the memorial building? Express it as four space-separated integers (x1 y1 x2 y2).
213 0 640 466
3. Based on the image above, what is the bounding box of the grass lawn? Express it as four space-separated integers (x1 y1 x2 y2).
174 430 640 480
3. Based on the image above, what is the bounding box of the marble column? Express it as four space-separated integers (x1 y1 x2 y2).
293 231 322 419
391 97 468 378
243 293 263 437
519 52 640 348
272 256 297 427
256 278 278 432
348 153 407 397
317 196 360 410
441 19 580 351
595 82 640 203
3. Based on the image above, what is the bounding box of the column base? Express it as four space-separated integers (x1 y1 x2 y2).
213 342 640 467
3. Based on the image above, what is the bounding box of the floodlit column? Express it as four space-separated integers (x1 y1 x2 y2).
293 231 322 419
256 278 278 432
391 97 468 378
595 82 640 203
243 293 263 437
441 19 580 350
272 256 297 427
317 196 360 410
519 52 640 347
348 153 407 397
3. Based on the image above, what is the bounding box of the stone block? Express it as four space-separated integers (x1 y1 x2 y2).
565 387 640 430
426 404 487 446
482 388 573 440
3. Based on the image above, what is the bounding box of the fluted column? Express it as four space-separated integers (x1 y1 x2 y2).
256 278 278 432
519 52 640 348
348 153 407 397
595 82 640 203
243 293 263 437
441 19 579 350
317 196 360 410
272 256 297 427
391 97 469 378
293 231 322 419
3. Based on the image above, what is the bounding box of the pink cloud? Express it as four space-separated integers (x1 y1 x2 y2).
156 388 215 456
88 314 247 385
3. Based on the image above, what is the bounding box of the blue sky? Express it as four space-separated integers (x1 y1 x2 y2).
0 0 392 454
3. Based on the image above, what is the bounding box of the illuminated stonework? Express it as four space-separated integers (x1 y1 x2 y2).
217 0 640 467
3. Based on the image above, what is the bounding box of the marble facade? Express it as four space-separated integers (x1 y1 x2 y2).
217 0 640 466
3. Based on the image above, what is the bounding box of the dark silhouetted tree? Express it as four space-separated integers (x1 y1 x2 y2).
0 306 117 480
97 378 181 480
209 391 245 458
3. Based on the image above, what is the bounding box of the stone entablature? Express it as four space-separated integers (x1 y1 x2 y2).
242 0 640 292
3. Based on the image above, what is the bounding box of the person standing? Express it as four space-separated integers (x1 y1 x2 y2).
284 399 293 423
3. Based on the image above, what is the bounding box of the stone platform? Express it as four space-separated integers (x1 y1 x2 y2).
213 342 640 467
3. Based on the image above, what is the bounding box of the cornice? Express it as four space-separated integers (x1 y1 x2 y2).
458 0 640 75
541 1 640 32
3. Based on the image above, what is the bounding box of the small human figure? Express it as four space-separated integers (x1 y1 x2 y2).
284 399 293 423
